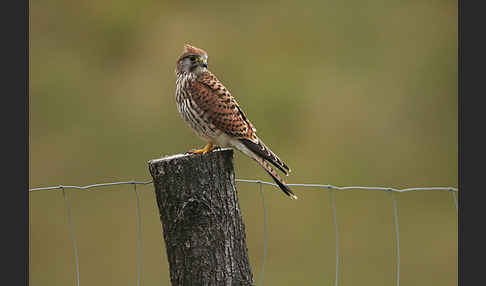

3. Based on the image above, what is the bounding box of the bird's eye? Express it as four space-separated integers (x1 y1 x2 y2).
190 56 196 62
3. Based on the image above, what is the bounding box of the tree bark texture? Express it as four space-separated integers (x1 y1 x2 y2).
148 149 254 286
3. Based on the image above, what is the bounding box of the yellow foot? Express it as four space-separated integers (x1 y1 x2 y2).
187 144 217 155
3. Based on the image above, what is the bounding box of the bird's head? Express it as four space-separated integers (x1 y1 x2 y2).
176 44 208 75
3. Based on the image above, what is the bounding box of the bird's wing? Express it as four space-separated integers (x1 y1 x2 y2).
189 71 291 175
189 71 257 141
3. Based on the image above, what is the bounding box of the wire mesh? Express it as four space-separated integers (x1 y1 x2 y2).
30 179 458 286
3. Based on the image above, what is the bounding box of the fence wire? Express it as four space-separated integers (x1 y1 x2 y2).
133 184 142 286
29 179 458 286
257 182 267 286
330 190 339 286
61 188 80 286
391 192 400 286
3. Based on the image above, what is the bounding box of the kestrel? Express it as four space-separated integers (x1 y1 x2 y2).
175 44 297 200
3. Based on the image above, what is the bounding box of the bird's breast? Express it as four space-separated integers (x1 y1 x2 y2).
175 75 221 142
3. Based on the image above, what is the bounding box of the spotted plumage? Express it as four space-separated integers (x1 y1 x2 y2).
175 44 297 200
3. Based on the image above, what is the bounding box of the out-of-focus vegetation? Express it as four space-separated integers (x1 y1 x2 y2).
30 0 457 285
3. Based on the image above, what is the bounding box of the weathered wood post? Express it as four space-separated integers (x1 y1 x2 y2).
148 148 254 286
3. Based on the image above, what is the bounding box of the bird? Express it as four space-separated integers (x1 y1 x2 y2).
175 44 297 200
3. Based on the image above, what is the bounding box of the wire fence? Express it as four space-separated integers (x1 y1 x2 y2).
29 179 458 286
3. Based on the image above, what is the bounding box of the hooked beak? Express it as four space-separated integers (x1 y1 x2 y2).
197 57 208 68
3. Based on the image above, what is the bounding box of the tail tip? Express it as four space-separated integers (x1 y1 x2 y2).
290 194 298 200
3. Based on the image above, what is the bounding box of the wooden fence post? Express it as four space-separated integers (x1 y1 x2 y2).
148 148 254 286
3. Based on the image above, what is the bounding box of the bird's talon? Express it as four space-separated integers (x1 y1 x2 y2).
187 144 216 155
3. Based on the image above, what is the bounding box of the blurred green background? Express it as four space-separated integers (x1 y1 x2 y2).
30 0 457 285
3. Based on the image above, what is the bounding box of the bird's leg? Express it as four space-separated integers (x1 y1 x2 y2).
201 143 218 154
188 143 217 155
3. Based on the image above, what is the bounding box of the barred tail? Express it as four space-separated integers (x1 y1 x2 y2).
261 160 298 200
238 138 291 176
234 139 297 200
